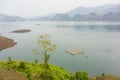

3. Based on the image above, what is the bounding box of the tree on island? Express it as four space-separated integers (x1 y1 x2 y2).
33 34 56 69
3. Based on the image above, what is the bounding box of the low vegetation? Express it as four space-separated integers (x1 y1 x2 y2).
0 59 88 80
0 59 120 80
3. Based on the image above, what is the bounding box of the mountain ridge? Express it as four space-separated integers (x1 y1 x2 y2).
0 3 120 22
30 3 120 21
67 3 120 16
0 14 25 22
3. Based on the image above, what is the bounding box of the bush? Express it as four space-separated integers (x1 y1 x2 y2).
19 61 26 70
75 72 88 80
40 69 54 80
7 56 13 64
38 65 74 80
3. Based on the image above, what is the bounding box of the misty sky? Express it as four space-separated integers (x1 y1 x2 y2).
0 0 120 17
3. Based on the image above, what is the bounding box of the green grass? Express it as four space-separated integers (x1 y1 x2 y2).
0 60 76 80
1 59 119 80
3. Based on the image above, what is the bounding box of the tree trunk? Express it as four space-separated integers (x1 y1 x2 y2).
43 50 50 69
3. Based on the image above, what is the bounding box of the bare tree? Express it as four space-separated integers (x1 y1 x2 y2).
33 34 56 69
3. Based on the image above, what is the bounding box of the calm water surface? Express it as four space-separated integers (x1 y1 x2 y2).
0 21 120 76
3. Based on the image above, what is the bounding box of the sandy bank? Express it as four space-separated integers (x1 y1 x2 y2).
0 35 17 50
11 29 31 33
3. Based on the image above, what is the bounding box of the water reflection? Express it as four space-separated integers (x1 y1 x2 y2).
56 25 120 32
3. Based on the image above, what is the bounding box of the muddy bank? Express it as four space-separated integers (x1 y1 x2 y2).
11 29 31 33
0 68 28 80
0 35 17 50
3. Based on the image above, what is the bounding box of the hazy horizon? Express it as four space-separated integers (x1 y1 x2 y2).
0 0 120 17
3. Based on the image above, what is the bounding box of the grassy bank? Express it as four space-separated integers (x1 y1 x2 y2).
0 58 88 80
0 58 120 80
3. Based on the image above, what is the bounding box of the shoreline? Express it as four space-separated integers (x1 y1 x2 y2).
0 35 17 50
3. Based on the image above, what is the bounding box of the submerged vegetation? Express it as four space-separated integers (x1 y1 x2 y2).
66 48 84 56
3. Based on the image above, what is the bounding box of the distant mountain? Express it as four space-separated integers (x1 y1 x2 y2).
29 3 120 21
105 4 120 13
72 12 120 21
67 4 120 16
0 14 25 22
29 15 54 21
102 12 120 21
51 13 71 21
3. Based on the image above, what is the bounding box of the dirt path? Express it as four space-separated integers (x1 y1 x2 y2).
0 68 28 80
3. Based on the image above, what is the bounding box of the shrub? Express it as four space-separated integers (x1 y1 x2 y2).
19 61 26 70
7 56 13 64
75 72 88 80
40 69 54 80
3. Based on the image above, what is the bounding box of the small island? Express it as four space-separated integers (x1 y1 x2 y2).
0 35 17 50
10 29 31 33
